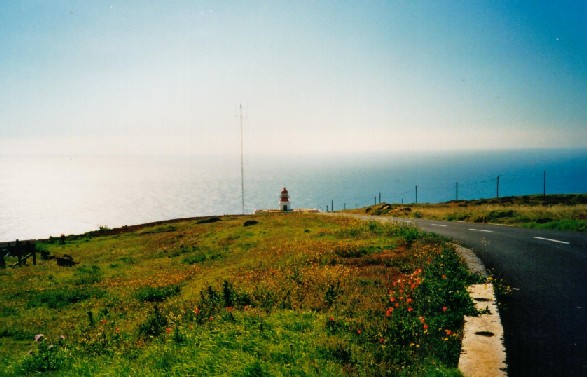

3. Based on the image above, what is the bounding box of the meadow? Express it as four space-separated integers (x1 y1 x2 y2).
1 214 480 376
359 194 587 231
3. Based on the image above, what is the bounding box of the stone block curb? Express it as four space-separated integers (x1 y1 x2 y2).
454 244 508 377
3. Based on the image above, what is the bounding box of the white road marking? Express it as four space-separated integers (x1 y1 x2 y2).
431 223 448 227
469 228 494 233
534 236 570 245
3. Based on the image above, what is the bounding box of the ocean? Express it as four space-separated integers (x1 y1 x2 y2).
1 148 586 241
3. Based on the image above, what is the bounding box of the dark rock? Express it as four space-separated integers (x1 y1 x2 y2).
56 254 75 267
197 217 222 224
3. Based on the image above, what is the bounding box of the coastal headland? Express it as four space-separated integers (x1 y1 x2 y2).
2 212 484 375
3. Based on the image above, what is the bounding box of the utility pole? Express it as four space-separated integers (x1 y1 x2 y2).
374 196 377 205
331 199 334 212
239 104 245 214
415 185 418 204
379 192 381 204
496 176 500 199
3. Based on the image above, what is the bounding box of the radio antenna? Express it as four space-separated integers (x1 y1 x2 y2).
240 104 245 214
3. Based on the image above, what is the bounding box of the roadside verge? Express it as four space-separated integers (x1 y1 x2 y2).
454 244 507 377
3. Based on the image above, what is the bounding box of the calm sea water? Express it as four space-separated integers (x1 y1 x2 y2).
1 149 586 241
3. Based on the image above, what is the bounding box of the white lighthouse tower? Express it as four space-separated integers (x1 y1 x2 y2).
279 187 291 211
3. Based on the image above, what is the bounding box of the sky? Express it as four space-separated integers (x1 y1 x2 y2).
1 0 586 156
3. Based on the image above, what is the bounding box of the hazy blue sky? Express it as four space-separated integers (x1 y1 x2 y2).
1 1 586 155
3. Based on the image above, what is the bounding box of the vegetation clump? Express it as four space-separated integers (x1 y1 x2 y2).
1 214 479 376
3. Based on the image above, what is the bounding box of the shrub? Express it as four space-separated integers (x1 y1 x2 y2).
135 284 181 303
324 280 341 307
182 248 225 264
137 305 168 339
241 360 268 377
26 287 103 309
17 335 68 374
73 265 103 285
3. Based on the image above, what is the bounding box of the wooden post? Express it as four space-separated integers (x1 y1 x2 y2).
16 240 22 267
30 242 37 266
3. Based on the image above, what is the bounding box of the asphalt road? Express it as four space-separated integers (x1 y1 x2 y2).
385 217 587 377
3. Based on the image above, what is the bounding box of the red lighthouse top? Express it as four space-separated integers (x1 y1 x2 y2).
280 187 289 202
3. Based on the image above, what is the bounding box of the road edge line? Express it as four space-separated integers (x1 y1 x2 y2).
454 244 508 377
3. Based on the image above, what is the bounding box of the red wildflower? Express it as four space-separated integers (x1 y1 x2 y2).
442 306 448 312
166 327 172 334
407 307 413 312
193 307 200 315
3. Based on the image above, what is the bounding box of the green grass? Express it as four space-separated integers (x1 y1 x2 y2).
0 214 477 376
357 194 587 231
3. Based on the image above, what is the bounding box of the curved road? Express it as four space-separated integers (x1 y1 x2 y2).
384 217 587 377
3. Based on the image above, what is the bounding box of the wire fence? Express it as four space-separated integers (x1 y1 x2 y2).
324 169 586 211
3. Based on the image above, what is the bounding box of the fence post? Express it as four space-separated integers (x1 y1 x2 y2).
496 176 500 199
30 242 36 266
16 240 22 266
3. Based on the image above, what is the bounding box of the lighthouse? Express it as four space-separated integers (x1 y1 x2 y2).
279 187 291 211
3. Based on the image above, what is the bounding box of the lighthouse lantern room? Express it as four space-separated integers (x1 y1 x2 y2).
279 187 291 211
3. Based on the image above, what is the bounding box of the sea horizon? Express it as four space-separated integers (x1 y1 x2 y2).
1 148 586 241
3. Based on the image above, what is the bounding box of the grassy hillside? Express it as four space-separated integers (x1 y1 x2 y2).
1 214 479 376
357 194 587 231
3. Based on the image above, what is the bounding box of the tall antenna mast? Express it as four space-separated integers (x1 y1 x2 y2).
240 104 245 214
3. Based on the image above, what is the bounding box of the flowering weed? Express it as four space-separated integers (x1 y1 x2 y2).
1 213 477 376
